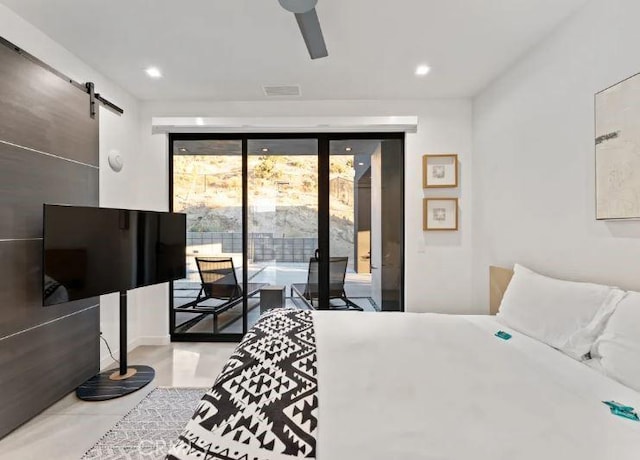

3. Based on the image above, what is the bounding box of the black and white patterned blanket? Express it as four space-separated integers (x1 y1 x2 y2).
167 309 318 460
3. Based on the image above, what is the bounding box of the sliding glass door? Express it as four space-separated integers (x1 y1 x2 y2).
169 133 404 341
170 139 247 340
329 139 404 311
246 139 319 330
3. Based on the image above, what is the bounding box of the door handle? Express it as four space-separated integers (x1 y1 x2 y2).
371 265 379 270
314 249 320 261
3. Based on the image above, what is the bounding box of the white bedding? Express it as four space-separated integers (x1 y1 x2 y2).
314 312 640 460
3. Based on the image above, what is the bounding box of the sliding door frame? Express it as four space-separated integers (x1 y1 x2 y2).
168 132 405 342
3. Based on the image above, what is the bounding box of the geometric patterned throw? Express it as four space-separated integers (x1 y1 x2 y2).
82 388 207 460
167 308 319 460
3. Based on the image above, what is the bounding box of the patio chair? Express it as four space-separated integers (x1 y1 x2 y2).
173 257 266 333
194 257 242 304
291 256 363 310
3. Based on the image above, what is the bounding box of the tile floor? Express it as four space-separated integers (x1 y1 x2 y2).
0 342 237 460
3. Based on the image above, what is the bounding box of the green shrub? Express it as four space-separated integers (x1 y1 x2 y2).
330 162 346 174
254 156 282 180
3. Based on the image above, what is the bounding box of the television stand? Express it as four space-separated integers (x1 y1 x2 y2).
76 290 155 401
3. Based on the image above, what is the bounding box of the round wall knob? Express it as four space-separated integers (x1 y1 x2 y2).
108 150 124 172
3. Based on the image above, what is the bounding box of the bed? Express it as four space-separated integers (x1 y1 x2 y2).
167 267 640 460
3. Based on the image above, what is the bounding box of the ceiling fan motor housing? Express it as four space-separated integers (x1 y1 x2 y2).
278 0 317 14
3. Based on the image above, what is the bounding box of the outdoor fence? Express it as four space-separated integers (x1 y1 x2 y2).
187 232 318 263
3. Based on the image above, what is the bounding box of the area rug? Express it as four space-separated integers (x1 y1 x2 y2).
82 387 207 460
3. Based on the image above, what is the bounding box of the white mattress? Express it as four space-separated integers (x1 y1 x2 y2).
313 312 640 460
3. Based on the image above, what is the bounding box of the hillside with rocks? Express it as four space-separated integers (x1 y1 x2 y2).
173 154 355 257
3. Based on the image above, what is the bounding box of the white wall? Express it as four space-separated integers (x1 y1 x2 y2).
0 4 149 368
137 98 474 338
12 0 637 348
472 0 640 308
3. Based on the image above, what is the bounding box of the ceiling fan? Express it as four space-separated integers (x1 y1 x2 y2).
278 0 328 59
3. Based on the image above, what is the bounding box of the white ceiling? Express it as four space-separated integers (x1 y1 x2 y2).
1 0 588 101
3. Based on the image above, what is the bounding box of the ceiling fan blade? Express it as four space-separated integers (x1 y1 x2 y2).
294 8 328 59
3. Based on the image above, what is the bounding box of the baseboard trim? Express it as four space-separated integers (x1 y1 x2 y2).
138 335 171 346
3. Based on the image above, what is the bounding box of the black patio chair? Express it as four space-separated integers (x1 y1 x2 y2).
291 256 362 310
173 257 266 333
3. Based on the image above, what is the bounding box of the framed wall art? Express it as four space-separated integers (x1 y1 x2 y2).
423 198 458 231
423 154 458 188
595 72 640 220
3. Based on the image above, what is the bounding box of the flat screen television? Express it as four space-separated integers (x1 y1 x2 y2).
43 204 186 306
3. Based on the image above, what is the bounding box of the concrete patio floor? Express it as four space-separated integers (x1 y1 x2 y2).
173 262 377 335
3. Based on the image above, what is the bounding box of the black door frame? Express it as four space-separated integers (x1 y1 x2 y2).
168 132 405 342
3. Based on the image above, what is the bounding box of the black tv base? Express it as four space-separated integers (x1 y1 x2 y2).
76 290 155 401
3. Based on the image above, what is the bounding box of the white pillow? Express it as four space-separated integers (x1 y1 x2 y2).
591 292 640 392
497 264 625 360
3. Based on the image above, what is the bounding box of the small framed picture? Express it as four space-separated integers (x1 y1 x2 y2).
423 154 458 188
424 198 458 231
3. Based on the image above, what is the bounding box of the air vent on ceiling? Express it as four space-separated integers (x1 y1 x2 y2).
263 85 301 97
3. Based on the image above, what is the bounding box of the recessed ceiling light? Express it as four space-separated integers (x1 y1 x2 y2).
262 148 269 152
358 162 364 166
415 65 431 77
345 147 352 152
145 67 162 79
178 147 187 152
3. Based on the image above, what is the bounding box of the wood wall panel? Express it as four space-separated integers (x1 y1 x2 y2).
0 37 100 439
0 44 98 166
0 240 99 338
0 142 98 239
0 305 99 438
